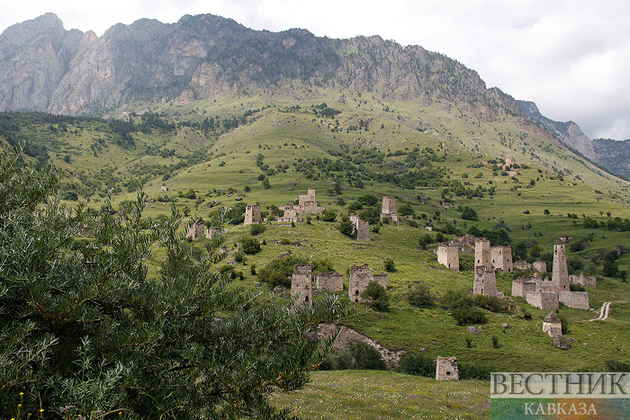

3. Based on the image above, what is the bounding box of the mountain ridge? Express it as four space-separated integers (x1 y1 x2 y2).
0 13 521 119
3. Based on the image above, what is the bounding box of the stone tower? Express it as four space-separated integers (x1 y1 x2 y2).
542 312 563 337
473 266 498 296
380 196 399 225
350 214 370 241
491 245 513 272
348 264 374 303
435 356 459 381
437 244 459 271
186 220 205 240
244 204 262 226
552 237 570 292
475 238 491 270
291 265 313 306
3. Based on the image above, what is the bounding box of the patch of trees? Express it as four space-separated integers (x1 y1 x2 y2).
0 148 347 417
257 255 334 288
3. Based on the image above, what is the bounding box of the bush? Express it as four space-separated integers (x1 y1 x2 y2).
398 352 435 377
384 257 396 272
250 224 266 235
451 307 488 326
459 362 491 380
257 255 309 287
320 340 386 371
461 206 478 221
406 283 436 307
339 219 354 237
321 209 337 222
241 237 261 255
361 281 390 312
570 283 585 292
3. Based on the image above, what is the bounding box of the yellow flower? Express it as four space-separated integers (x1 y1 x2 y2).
19 392 24 396
40 409 45 412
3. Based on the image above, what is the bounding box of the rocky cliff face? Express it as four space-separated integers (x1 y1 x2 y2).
517 100 594 159
0 13 523 118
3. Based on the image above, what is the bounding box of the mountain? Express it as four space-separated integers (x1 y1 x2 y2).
591 138 630 180
0 13 519 117
516 100 594 159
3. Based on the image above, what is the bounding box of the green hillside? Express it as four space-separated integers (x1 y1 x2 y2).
2 98 630 416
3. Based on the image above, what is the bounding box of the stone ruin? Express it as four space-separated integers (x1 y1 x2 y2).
291 264 313 306
491 245 513 272
349 214 370 241
348 264 387 303
570 272 597 288
473 266 501 297
279 188 325 221
186 220 205 240
206 228 222 240
379 196 399 225
437 244 459 271
512 236 590 310
542 312 562 337
244 204 262 226
533 261 547 273
435 356 459 381
315 272 344 292
161 182 167 192
475 238 491 270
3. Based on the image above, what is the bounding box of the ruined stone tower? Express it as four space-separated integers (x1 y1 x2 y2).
298 188 319 213
161 183 167 192
291 264 313 306
350 214 370 241
379 196 399 225
186 220 205 240
542 312 563 337
552 237 570 292
244 204 262 226
348 264 374 303
437 244 459 271
491 245 513 272
474 238 491 270
473 266 498 296
435 356 459 381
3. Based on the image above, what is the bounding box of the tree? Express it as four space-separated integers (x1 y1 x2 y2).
406 283 436 307
321 209 337 222
0 149 347 418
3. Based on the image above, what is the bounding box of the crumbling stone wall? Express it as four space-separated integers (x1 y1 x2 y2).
475 238 491 270
570 272 597 287
315 272 344 292
526 291 559 311
373 272 388 289
473 266 498 296
291 264 313 306
533 261 547 273
559 290 590 310
244 204 262 226
491 245 513 272
435 356 459 381
379 196 399 225
511 276 538 297
437 244 459 271
206 228 222 240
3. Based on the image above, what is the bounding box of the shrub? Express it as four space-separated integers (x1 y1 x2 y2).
348 340 387 370
451 307 488 326
492 335 500 349
461 206 478 221
384 257 396 272
398 353 435 377
241 237 261 255
257 255 308 287
361 281 390 312
459 362 491 380
321 209 337 222
250 224 266 235
406 283 436 307
570 283 585 292
339 219 354 237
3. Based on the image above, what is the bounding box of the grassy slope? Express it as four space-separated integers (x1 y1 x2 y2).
4 96 630 415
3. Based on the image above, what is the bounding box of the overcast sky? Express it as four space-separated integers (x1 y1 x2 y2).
1 0 629 140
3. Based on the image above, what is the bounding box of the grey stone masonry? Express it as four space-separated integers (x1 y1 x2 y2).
315 272 344 292
379 196 399 225
291 264 313 306
475 238 491 270
437 244 459 271
435 356 459 381
244 204 262 226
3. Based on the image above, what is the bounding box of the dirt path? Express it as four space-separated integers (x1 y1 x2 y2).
589 301 625 321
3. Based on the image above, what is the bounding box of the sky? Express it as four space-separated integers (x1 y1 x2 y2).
1 0 630 140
